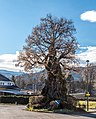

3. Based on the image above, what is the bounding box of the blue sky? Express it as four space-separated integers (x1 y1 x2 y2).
0 0 96 54
0 0 96 71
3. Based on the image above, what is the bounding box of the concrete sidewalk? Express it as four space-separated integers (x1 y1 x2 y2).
0 104 96 119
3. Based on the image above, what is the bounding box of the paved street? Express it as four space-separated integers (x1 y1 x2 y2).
0 104 96 119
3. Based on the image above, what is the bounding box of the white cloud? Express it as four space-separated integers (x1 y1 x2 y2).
77 46 96 66
0 46 96 72
80 10 96 22
0 52 24 72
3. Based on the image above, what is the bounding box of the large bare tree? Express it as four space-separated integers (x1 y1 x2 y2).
17 14 77 101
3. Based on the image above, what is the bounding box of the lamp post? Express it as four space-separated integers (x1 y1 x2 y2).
86 60 90 111
86 60 89 93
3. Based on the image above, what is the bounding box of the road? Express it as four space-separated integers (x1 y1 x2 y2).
0 104 96 119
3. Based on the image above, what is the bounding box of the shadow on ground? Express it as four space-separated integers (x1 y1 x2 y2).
54 111 96 118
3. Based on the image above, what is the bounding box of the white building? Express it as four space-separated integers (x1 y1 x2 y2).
0 75 15 86
0 74 21 95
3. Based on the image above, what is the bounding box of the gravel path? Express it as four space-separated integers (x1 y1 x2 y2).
0 104 96 119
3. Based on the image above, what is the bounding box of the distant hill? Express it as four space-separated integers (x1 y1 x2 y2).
1 65 96 81
0 69 23 78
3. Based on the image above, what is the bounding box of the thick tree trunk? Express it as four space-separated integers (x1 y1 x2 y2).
41 75 67 100
41 55 67 101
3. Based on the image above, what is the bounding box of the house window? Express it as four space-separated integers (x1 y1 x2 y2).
8 83 11 85
0 82 5 85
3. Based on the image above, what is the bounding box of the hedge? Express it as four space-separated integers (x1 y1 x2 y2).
0 95 30 104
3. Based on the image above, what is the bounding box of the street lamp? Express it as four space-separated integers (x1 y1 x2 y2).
86 60 90 111
86 60 89 93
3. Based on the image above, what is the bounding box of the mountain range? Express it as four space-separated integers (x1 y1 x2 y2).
0 69 23 78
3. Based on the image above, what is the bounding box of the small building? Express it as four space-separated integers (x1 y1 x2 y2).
0 74 23 95
0 74 15 87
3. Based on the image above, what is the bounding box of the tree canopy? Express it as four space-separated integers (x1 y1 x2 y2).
17 14 77 72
